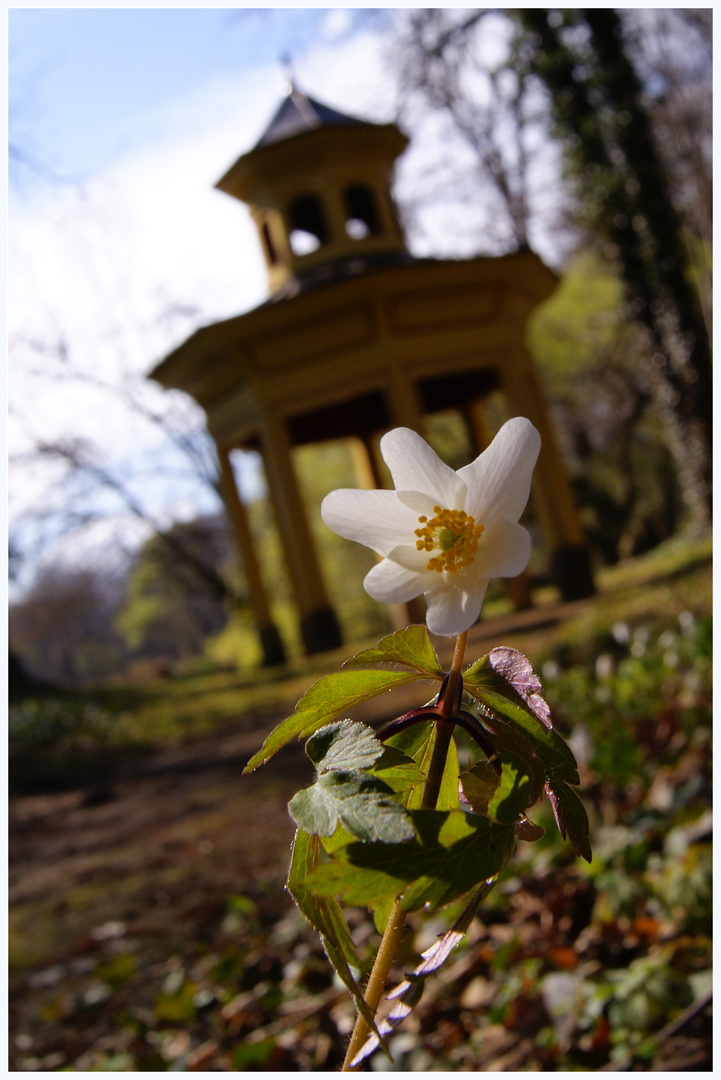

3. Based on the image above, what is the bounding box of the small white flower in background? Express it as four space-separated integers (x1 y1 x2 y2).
321 417 541 637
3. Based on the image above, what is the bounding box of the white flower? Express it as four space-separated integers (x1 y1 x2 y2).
321 418 541 637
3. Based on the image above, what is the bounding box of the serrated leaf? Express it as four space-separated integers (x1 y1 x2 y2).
545 780 592 863
343 625 444 679
305 809 515 911
464 661 579 786
289 771 414 843
515 817 545 842
463 658 590 859
305 719 384 773
371 746 427 791
459 760 499 810
486 647 552 727
461 754 541 824
287 829 384 1044
244 669 423 772
464 756 537 820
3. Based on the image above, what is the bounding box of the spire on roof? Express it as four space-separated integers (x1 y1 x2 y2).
254 84 363 149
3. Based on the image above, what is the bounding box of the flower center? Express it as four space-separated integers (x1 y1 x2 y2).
415 506 484 574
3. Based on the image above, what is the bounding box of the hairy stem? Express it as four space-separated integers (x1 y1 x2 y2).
341 630 468 1070
341 896 406 1070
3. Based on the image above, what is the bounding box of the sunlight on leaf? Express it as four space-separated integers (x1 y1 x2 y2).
288 772 414 843
244 669 424 772
305 719 385 773
343 625 444 679
305 809 515 911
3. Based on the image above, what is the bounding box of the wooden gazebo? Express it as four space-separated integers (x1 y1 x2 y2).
151 87 594 663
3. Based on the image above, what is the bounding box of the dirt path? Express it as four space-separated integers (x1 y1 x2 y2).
9 602 583 964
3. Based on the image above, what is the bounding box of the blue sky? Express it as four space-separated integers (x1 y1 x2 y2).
9 8 364 187
8 7 396 587
6 6 563 590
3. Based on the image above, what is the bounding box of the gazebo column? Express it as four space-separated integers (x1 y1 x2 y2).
258 412 342 654
386 364 426 434
463 399 492 456
501 351 595 601
217 446 286 665
348 435 384 491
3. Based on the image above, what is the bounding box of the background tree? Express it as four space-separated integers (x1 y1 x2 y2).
530 251 683 564
388 7 711 535
518 8 711 522
9 562 128 685
116 513 237 663
391 9 570 258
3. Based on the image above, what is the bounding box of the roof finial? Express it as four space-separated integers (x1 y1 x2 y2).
280 53 295 96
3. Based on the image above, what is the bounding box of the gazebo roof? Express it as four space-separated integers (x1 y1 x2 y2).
254 85 363 148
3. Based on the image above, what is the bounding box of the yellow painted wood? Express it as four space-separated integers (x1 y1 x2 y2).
151 93 594 651
257 411 330 617
217 446 273 626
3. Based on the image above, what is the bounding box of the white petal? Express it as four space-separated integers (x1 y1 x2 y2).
475 517 532 580
321 489 419 556
458 417 540 524
364 558 427 604
424 580 488 637
380 427 467 509
395 490 439 517
385 543 436 572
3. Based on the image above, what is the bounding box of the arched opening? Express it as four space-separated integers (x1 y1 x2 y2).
288 194 329 255
344 184 381 239
261 220 278 265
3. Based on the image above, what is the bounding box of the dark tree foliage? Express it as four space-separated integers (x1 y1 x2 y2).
518 8 711 517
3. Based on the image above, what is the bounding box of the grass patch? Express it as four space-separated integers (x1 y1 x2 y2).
10 532 711 793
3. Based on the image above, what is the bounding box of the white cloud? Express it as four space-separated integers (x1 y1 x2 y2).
9 17 568 588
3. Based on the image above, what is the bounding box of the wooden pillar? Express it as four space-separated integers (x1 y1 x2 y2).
386 363 426 434
217 446 286 665
348 436 383 491
258 411 342 654
500 350 595 601
463 398 492 456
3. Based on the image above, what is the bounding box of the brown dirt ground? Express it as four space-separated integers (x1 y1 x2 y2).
9 596 712 1070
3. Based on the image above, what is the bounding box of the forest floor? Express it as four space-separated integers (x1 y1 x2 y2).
9 536 712 1071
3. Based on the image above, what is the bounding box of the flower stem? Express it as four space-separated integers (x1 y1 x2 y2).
444 630 468 719
341 630 468 1070
341 896 406 1070
420 630 467 810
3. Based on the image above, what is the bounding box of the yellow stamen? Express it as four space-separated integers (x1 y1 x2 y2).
414 506 484 574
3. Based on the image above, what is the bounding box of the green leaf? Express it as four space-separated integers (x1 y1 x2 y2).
244 669 423 772
288 771 415 843
464 656 580 784
461 754 537 824
546 780 592 863
305 719 384 773
304 809 515 911
343 625 444 679
371 894 396 935
386 719 460 811
287 829 384 1043
371 745 427 791
464 655 590 860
